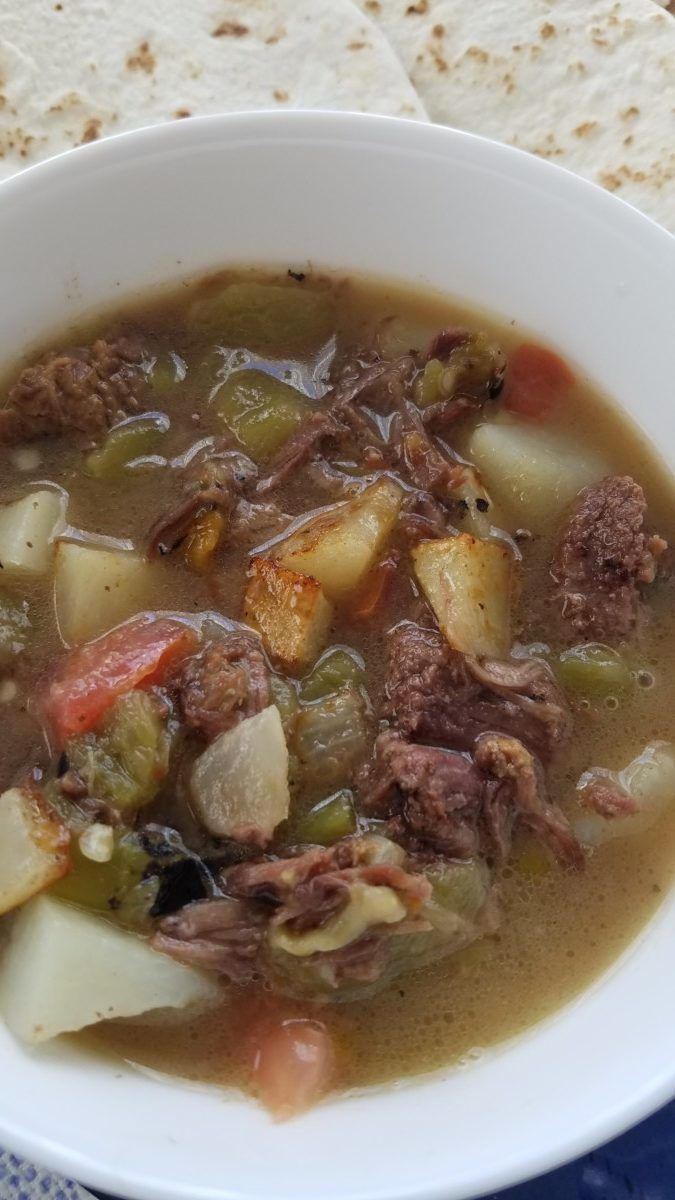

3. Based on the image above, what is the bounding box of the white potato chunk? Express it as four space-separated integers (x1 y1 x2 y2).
0 490 66 575
244 556 333 674
467 416 607 533
191 706 290 845
0 895 219 1044
278 478 403 602
0 788 70 916
412 534 513 659
54 542 155 644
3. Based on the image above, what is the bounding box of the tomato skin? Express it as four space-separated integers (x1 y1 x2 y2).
251 1018 335 1120
45 616 198 744
503 342 575 419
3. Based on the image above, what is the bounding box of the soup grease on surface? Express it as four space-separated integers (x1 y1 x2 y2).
0 269 673 1116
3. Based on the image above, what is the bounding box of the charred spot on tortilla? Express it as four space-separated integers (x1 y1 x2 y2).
211 21 249 38
126 41 155 74
80 118 101 144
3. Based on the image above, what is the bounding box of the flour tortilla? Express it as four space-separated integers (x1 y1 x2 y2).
358 0 675 232
0 0 426 180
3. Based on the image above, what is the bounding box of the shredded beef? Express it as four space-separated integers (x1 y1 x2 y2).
174 631 270 740
152 897 265 980
474 733 583 868
224 838 430 932
384 623 570 760
149 444 286 557
0 338 146 443
578 775 638 818
554 475 667 639
362 732 485 858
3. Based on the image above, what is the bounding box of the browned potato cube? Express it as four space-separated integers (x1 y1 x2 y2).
244 557 333 674
412 534 513 659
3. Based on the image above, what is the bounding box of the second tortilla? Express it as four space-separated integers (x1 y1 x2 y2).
359 0 675 233
0 0 426 181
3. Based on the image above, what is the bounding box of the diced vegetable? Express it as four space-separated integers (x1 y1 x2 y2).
348 556 398 622
270 883 406 957
251 1018 335 1120
52 830 149 913
191 706 290 845
574 742 675 846
65 691 172 813
54 542 157 645
0 788 70 916
467 416 607 533
293 687 369 792
187 281 334 357
0 490 66 575
244 557 333 675
212 369 309 461
503 342 574 420
85 415 169 478
183 509 225 573
300 647 365 702
278 478 404 603
269 674 299 730
149 353 186 394
0 594 30 666
412 534 513 659
416 332 504 407
45 615 198 743
296 790 357 845
376 316 436 360
557 643 632 698
0 894 219 1045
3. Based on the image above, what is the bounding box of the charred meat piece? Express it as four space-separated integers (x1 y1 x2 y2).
173 631 271 741
554 475 667 640
0 338 146 443
384 623 570 761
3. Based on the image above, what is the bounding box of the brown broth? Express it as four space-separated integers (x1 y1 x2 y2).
2 268 675 1098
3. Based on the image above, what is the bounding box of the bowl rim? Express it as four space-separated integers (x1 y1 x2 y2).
1 108 675 1200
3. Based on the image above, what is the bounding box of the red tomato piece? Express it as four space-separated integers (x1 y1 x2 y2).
251 1018 335 1121
503 342 575 419
45 615 199 744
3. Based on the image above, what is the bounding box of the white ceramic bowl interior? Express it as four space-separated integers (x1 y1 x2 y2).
1 112 675 1200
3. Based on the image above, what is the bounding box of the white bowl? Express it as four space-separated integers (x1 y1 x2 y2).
1 111 675 1200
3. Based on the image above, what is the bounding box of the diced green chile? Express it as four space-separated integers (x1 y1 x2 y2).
557 643 632 698
300 648 366 702
51 832 150 917
65 691 172 813
85 415 169 478
296 790 357 846
269 674 299 730
293 687 369 792
213 369 309 460
187 282 335 357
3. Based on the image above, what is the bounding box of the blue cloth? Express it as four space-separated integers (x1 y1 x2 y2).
2 1102 675 1200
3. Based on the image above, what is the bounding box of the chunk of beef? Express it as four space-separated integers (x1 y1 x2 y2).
474 733 583 868
0 338 146 443
554 475 667 640
362 732 485 858
256 409 345 495
152 897 265 981
174 631 270 741
385 623 570 760
361 729 582 867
